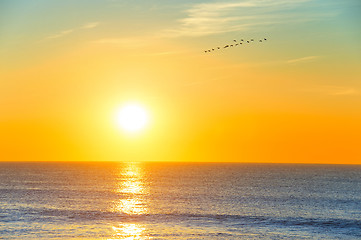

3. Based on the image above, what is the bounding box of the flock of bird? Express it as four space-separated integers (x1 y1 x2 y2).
204 38 267 53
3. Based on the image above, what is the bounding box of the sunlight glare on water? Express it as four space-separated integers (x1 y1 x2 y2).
110 223 146 240
110 163 149 239
112 162 148 215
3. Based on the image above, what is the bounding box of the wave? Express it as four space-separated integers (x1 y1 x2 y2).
3 206 361 232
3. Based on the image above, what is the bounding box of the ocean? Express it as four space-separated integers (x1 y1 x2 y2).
1 162 361 239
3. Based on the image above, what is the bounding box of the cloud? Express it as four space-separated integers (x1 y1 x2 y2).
329 88 358 96
162 0 329 37
145 51 179 56
91 37 151 49
287 56 320 64
82 22 100 29
45 22 100 40
46 29 74 39
305 85 358 96
91 38 125 44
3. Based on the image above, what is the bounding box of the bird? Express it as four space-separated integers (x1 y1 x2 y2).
203 36 267 54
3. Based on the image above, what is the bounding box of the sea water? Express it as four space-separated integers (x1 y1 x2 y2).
1 162 361 239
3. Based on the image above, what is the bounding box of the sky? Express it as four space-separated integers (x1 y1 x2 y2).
1 0 360 163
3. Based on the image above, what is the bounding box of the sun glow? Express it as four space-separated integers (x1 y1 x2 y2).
116 103 149 133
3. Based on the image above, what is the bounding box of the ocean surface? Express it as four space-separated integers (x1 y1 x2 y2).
1 162 361 239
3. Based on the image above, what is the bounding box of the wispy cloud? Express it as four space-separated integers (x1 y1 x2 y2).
92 38 125 44
162 0 331 37
91 37 151 49
287 56 320 64
305 85 358 96
146 51 179 56
82 22 100 29
45 22 100 40
329 87 358 96
46 29 74 40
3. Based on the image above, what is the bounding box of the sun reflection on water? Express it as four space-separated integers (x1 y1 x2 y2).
110 162 149 239
112 162 148 215
110 223 147 240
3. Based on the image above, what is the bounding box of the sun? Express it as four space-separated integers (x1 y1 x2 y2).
116 103 149 133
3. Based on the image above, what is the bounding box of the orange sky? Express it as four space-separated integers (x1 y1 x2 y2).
1 0 360 163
